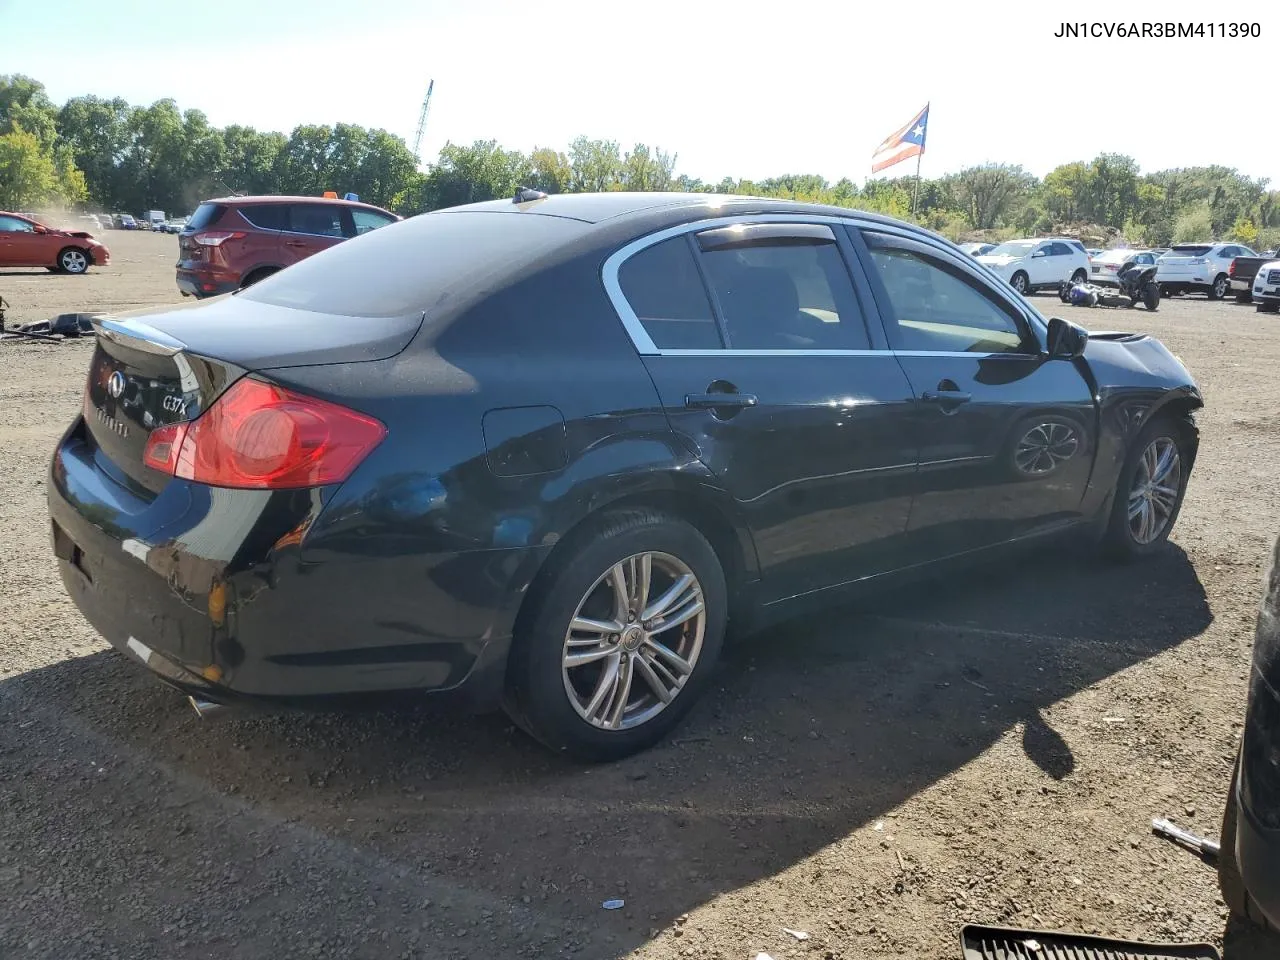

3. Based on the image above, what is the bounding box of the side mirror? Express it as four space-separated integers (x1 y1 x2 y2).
1046 316 1088 360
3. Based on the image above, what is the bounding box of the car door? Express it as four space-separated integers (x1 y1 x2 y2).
853 228 1098 559
0 214 40 266
609 221 918 602
1026 241 1055 286
279 202 347 266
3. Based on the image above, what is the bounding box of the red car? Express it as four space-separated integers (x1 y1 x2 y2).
0 211 111 274
176 195 400 298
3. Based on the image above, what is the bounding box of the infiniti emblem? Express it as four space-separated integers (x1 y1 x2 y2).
107 371 127 399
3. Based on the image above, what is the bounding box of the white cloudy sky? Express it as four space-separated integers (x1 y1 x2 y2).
2 0 1274 185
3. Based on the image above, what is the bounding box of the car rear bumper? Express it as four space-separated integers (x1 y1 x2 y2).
1231 278 1254 292
48 418 539 711
176 268 237 299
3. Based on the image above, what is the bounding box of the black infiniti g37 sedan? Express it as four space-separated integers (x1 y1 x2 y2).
48 191 1203 761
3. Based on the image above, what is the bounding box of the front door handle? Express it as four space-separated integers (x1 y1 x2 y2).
921 389 972 405
685 392 758 410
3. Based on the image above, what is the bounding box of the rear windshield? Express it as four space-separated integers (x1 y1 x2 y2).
1169 245 1212 255
186 203 225 231
238 211 587 318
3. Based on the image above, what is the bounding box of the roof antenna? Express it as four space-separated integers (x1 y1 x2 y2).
513 186 547 204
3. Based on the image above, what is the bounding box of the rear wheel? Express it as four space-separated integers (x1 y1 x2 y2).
239 267 278 289
57 247 89 274
1142 282 1160 311
504 509 727 761
1259 301 1280 314
1209 273 1230 300
1237 292 1253 304
1010 271 1029 295
1102 415 1192 561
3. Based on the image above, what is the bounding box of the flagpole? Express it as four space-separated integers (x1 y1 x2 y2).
911 151 922 220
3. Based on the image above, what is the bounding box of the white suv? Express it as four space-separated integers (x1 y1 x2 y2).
1157 243 1257 300
975 238 1091 295
1253 259 1280 313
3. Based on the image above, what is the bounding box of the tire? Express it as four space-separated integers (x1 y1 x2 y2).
503 509 727 761
57 247 90 274
1209 273 1230 300
1219 746 1275 931
1237 292 1253 304
239 267 277 290
1010 271 1029 295
1070 268 1088 286
1259 302 1280 314
1101 414 1192 561
1142 282 1160 311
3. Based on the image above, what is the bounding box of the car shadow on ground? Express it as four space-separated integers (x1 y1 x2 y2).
3 543 1231 957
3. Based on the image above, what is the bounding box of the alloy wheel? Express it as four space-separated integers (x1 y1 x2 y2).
1011 274 1027 294
1015 422 1079 474
561 551 706 731
61 251 88 273
1214 276 1229 299
1127 436 1181 545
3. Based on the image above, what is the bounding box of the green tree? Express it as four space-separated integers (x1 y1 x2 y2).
948 164 1035 229
1173 202 1215 243
620 144 676 191
0 75 58 148
568 137 621 192
0 126 60 208
56 95 133 209
528 147 572 193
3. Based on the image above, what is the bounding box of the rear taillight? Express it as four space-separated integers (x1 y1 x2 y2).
1229 261 1237 276
193 231 247 247
142 379 386 489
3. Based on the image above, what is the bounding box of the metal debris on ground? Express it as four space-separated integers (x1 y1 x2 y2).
601 899 624 910
1 311 102 343
782 927 809 940
960 923 1221 959
1150 817 1221 858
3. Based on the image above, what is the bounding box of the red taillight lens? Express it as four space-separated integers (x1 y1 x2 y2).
143 421 190 474
1229 262 1237 276
144 379 386 489
193 231 247 247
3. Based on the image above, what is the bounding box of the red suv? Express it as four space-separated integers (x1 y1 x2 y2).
176 195 400 298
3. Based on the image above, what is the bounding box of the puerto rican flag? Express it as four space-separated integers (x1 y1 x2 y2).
871 104 929 174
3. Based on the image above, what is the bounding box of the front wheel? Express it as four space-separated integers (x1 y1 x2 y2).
1102 416 1192 561
1010 271 1029 295
1209 273 1229 300
57 248 90 274
504 509 727 761
1258 301 1280 315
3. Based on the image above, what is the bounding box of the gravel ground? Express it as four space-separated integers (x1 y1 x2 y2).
1 229 1278 959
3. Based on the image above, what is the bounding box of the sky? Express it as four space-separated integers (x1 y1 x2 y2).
2 0 1275 187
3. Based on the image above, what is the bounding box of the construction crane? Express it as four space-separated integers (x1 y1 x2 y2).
412 80 435 164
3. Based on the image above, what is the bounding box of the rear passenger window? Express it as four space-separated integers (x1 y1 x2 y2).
239 205 288 230
617 237 722 350
288 203 345 238
699 240 872 351
352 208 396 235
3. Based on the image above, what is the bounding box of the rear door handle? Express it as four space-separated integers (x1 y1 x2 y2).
685 393 758 409
921 390 972 404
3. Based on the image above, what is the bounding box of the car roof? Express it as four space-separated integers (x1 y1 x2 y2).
203 195 394 213
432 191 935 233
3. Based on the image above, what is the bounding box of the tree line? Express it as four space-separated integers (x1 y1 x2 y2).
2 74 1278 250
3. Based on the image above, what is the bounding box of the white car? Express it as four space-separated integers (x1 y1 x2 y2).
1088 248 1159 287
975 238 1091 295
1157 242 1258 300
1253 260 1280 313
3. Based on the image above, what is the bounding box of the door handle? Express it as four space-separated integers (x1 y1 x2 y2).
685 393 758 409
921 389 972 404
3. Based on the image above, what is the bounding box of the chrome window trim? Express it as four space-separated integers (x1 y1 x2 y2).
602 212 1050 357
604 213 897 356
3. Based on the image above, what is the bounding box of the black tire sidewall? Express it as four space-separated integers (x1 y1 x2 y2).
1104 415 1192 560
507 513 727 761
1011 271 1029 294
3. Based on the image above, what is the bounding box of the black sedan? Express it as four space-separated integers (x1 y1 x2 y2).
1220 533 1280 931
48 191 1203 761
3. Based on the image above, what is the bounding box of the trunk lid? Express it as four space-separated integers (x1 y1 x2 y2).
1160 245 1213 266
83 303 422 495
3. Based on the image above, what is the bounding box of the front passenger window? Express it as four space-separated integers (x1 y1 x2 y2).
864 241 1030 354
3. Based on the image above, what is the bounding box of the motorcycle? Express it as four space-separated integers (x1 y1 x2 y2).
1058 260 1161 311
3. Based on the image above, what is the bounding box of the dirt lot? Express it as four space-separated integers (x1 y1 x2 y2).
2 229 1278 959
